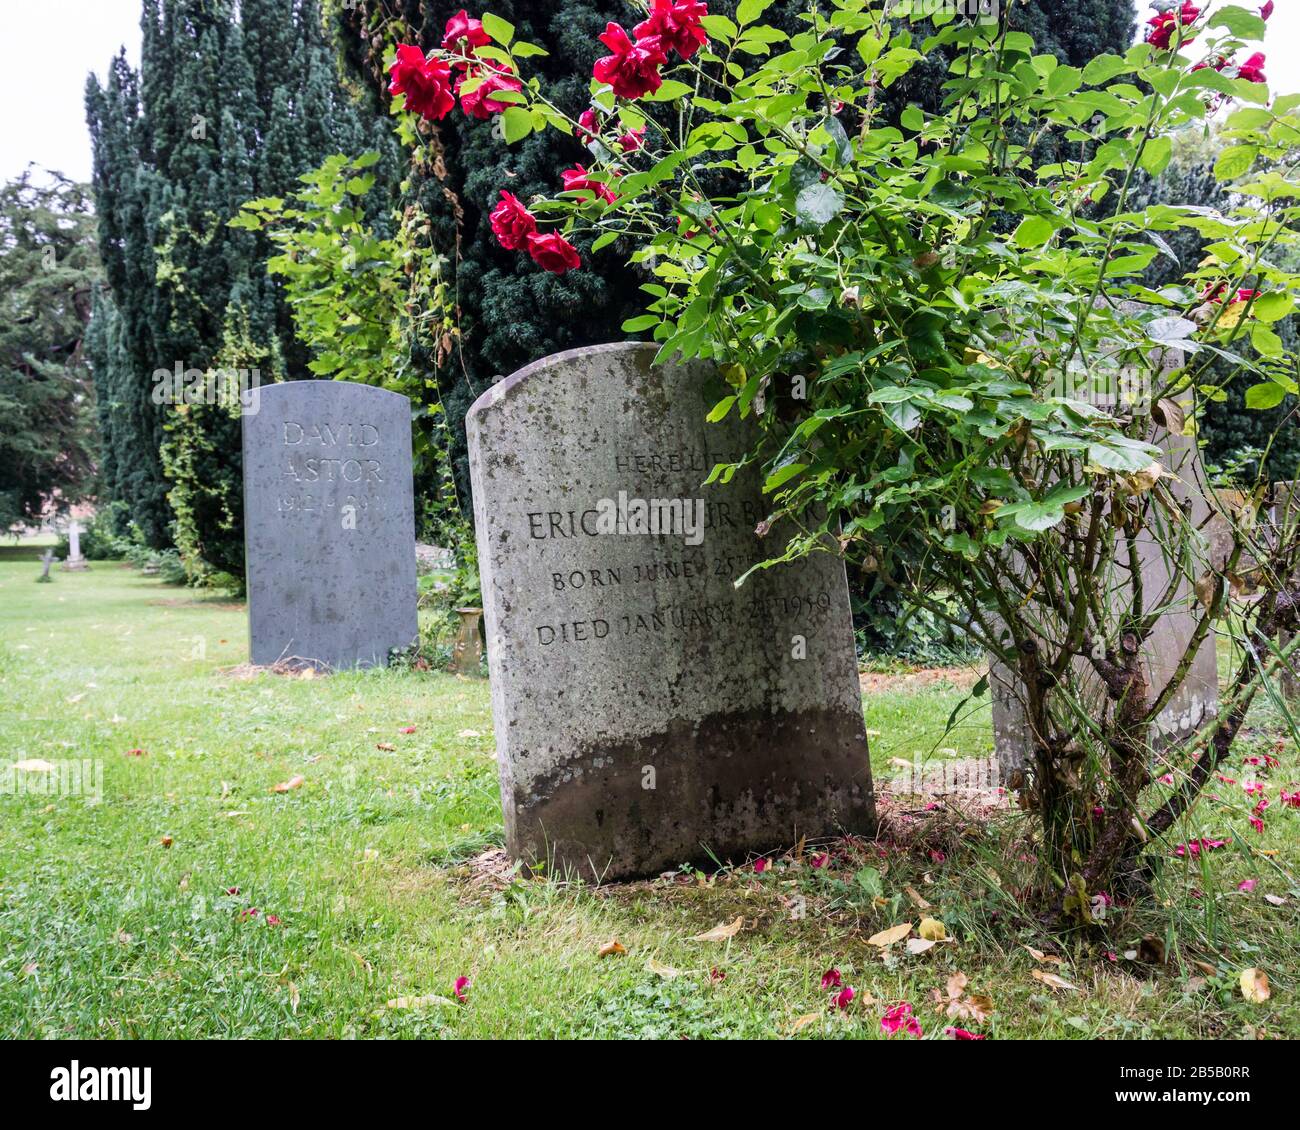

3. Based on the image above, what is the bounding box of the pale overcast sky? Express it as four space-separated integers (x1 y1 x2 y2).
1 1 1299 186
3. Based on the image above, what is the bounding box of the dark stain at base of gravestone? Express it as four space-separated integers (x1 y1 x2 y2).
514 705 873 881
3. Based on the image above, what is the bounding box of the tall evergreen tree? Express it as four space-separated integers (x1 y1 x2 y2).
85 0 396 573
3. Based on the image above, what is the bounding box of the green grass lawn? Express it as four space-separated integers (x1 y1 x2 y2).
1 550 1296 1039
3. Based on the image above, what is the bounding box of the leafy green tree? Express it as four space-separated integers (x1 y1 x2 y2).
335 1 1136 530
1130 129 1300 482
231 151 452 508
0 172 99 532
85 0 398 572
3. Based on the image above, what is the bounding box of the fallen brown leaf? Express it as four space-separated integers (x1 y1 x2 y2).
1024 945 1065 966
919 917 947 941
598 939 627 958
271 775 305 794
1031 970 1079 992
692 916 743 942
1240 968 1270 1004
867 922 912 948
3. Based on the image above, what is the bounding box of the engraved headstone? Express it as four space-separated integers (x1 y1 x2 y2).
1271 480 1300 700
991 374 1219 781
468 343 873 880
242 381 418 669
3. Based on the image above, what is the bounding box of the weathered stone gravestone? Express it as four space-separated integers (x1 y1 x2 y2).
242 380 418 669
991 366 1219 783
1268 480 1300 700
61 521 88 571
468 343 873 880
36 548 55 583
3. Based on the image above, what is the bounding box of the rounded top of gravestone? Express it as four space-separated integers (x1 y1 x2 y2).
256 379 413 405
467 341 658 422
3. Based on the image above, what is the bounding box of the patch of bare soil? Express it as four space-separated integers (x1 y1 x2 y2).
859 665 985 695
219 657 332 680
458 848 517 891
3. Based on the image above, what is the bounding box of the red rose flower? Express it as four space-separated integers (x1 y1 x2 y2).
561 164 618 204
593 23 668 100
820 968 842 990
1146 3 1199 51
1236 52 1266 83
634 0 709 60
489 191 537 251
457 63 523 119
442 10 491 68
526 231 582 275
617 126 646 152
1261 1 1274 20
389 44 456 121
945 1026 987 1040
577 108 601 144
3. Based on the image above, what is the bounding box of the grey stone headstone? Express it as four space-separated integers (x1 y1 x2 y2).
1270 480 1300 699
468 343 873 881
991 379 1219 781
61 520 87 570
242 380 418 669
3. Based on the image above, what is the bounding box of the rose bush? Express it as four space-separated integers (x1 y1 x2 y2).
392 2 1300 920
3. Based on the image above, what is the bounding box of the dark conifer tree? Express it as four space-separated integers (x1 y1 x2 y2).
85 0 396 573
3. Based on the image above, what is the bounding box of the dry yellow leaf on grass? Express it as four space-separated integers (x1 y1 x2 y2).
646 958 680 979
289 982 300 1014
386 994 454 1010
788 1013 821 1035
597 939 626 958
906 938 937 955
918 917 947 941
867 922 912 947
271 775 305 793
905 886 931 910
1024 945 1065 966
1240 968 1270 1004
1031 970 1079 992
692 916 743 942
